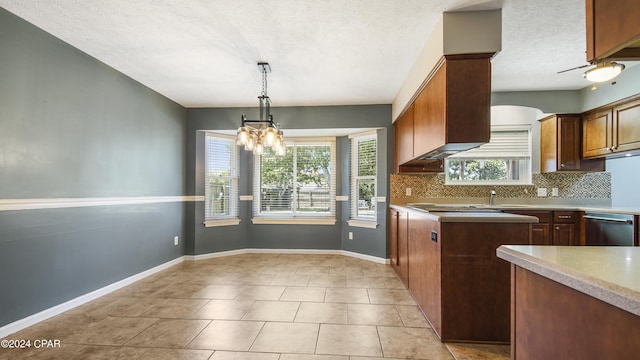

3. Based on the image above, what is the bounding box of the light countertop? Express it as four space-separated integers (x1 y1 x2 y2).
391 200 640 216
390 204 538 223
497 245 640 316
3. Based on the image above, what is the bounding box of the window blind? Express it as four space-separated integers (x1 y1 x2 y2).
350 133 377 220
449 126 531 159
205 133 238 219
254 138 336 218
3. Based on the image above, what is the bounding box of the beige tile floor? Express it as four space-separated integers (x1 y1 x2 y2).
1 253 509 359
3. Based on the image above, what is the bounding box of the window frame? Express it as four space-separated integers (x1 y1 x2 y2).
349 131 378 227
204 133 240 227
444 125 532 186
252 137 337 225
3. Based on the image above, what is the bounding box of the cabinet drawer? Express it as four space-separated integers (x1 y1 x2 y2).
507 210 552 223
554 211 576 223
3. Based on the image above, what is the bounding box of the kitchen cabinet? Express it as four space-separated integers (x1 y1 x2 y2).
407 213 441 336
540 114 604 172
412 54 491 159
586 0 640 61
389 207 409 287
500 248 640 360
394 104 414 172
507 210 580 246
406 209 532 343
583 95 640 159
394 53 492 173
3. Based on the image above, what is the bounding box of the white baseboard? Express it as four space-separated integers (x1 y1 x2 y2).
184 248 248 261
1 248 387 337
186 248 387 264
0 256 185 338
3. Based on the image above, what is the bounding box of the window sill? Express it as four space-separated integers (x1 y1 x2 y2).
252 218 336 225
347 219 378 229
204 218 241 227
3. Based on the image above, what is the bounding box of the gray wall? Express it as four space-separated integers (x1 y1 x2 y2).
0 9 186 327
186 105 392 258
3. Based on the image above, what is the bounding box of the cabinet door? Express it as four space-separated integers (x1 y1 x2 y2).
539 115 559 173
397 210 409 287
613 97 640 154
553 224 576 246
389 208 399 268
531 223 552 245
413 64 447 157
394 104 414 171
407 214 441 335
557 115 582 170
583 108 613 158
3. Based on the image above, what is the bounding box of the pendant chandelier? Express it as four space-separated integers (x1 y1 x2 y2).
236 62 285 156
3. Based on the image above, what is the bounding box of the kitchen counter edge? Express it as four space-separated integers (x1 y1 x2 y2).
496 245 640 316
390 204 538 223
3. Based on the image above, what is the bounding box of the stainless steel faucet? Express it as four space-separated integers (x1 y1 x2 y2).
490 190 497 205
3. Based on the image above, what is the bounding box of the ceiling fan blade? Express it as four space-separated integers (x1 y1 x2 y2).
557 64 592 74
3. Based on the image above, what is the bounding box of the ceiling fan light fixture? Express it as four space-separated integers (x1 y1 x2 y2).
583 61 625 83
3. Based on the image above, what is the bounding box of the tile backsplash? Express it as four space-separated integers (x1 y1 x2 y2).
390 172 611 201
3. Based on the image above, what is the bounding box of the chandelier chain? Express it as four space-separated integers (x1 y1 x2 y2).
262 70 267 96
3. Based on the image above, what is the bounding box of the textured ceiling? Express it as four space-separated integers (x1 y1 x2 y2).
0 0 616 108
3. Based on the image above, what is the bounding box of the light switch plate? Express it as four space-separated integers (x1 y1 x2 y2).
551 188 559 197
406 188 412 196
537 188 547 197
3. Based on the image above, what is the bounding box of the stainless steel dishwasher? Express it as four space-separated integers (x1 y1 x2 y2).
584 212 636 246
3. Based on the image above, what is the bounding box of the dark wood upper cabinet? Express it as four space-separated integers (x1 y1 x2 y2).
393 54 492 174
413 54 491 158
583 95 640 159
394 104 414 173
586 0 640 61
540 114 604 172
613 97 640 153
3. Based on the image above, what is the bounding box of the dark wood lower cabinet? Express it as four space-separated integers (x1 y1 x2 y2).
531 223 552 245
389 208 409 287
511 265 640 359
553 223 576 246
407 213 531 343
506 210 580 246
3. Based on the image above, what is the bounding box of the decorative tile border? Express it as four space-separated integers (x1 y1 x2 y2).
390 172 611 200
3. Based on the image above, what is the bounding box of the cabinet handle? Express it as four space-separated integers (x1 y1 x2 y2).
557 215 572 219
560 163 565 168
556 226 560 230
609 147 615 152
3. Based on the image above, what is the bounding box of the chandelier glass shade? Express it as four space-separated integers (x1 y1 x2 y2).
236 62 285 156
583 61 625 83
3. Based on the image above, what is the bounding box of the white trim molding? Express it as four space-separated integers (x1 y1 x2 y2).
204 218 241 227
186 248 388 264
347 219 378 229
0 256 184 338
251 218 337 225
0 196 202 212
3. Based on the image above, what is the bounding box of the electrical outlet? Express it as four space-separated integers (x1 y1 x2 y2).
551 188 559 197
406 188 412 196
537 188 547 197
174 236 179 246
348 232 353 240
